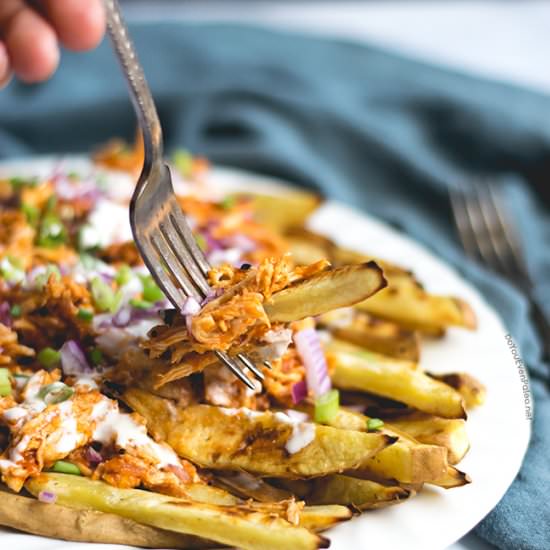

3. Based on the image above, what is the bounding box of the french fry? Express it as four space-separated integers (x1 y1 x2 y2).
306 475 412 510
0 485 210 549
386 412 470 464
318 309 421 361
124 389 395 478
266 262 387 322
213 471 294 502
26 474 326 550
356 274 477 333
310 407 449 484
327 339 466 419
243 192 322 232
299 505 353 532
428 372 487 409
285 227 411 277
432 467 471 489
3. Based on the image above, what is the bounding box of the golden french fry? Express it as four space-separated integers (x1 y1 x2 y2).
0 485 210 549
243 192 322 232
431 467 471 489
318 309 421 362
327 340 466 419
306 474 412 510
358 274 477 332
386 412 470 464
428 372 487 409
299 505 353 532
26 474 326 550
309 407 449 484
266 262 387 323
356 273 476 333
124 389 395 478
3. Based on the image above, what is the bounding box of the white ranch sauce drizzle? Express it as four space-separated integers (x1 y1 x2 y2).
219 407 316 455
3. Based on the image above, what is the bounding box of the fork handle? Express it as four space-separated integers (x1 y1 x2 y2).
104 0 163 164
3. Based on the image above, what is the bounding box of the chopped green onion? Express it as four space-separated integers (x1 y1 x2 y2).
0 368 12 397
195 234 207 252
89 348 103 366
366 418 384 432
140 275 163 302
38 382 74 405
314 389 340 423
45 195 57 212
37 213 67 248
0 257 25 284
37 347 61 370
91 277 120 313
9 176 38 190
77 308 94 322
34 265 61 289
21 202 40 226
115 264 133 286
67 171 80 180
130 298 153 309
49 460 81 475
9 304 22 317
219 196 236 210
13 373 30 382
172 149 193 177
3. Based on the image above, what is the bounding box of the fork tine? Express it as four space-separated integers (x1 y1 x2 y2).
150 233 204 301
169 208 211 277
449 185 480 260
215 351 256 390
263 361 273 370
138 237 188 309
236 353 265 381
160 211 211 297
485 184 530 280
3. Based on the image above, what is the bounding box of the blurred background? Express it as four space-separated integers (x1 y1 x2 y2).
117 0 550 93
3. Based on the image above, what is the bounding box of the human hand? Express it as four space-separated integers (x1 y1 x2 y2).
0 0 105 87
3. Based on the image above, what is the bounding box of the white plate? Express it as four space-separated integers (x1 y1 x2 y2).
0 157 531 550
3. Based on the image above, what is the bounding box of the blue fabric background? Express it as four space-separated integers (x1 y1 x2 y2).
0 23 548 550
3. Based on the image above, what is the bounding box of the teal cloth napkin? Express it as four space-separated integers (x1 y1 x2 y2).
0 23 549 550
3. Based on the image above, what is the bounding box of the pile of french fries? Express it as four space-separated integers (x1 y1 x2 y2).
1 188 485 550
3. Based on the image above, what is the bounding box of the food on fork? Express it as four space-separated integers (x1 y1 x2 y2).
0 142 483 549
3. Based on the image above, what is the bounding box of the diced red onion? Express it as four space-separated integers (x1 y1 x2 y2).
85 446 103 465
181 296 201 316
38 490 57 504
0 302 12 327
290 380 308 405
112 306 132 327
293 328 331 398
60 340 92 375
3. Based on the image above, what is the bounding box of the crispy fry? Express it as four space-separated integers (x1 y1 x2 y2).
318 309 420 361
26 474 326 550
0 485 210 549
356 274 477 333
311 407 449 484
428 372 487 409
299 505 353 532
124 389 396 478
386 412 470 464
244 192 322 232
265 262 387 323
306 474 412 510
327 340 466 419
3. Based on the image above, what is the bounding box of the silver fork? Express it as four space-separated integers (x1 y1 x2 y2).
450 179 550 364
104 0 264 389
